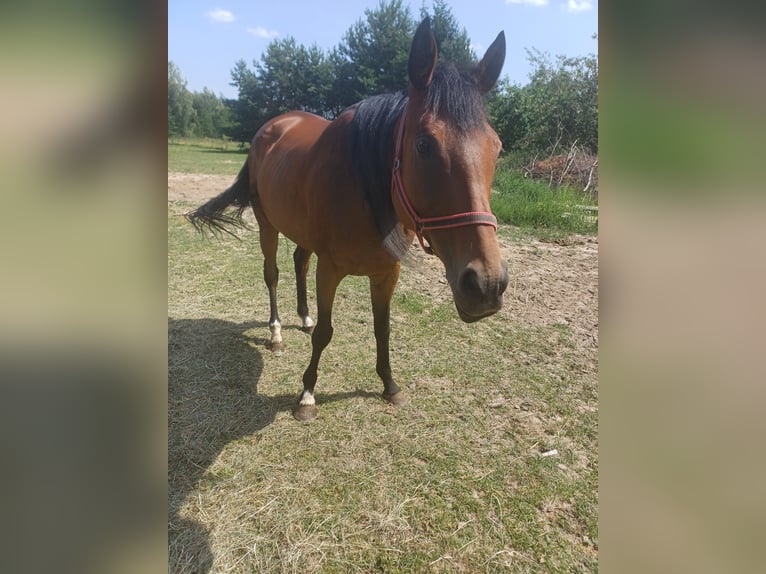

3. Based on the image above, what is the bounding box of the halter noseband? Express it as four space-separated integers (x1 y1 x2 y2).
391 107 498 256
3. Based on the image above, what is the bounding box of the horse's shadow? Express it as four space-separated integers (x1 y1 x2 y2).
168 317 378 573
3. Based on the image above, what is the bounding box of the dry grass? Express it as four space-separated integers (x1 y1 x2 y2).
169 185 598 573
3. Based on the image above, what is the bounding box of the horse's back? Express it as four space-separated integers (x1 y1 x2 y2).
249 108 395 274
250 111 331 247
253 111 328 159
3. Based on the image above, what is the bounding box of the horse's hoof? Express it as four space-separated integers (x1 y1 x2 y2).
383 391 408 407
270 341 285 355
293 404 318 421
300 317 315 334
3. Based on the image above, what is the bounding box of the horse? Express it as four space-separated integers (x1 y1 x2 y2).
187 18 509 421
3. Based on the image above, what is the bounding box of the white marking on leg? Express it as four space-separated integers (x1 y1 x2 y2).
298 390 315 406
302 316 314 329
269 320 282 345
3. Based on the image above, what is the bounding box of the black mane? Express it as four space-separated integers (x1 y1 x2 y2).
348 91 409 259
347 61 488 260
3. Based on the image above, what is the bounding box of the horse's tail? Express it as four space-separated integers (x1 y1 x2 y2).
185 160 252 238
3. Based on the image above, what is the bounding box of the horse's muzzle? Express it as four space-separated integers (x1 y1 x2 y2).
452 260 509 323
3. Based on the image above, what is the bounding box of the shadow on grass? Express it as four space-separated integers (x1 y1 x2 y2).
168 317 380 573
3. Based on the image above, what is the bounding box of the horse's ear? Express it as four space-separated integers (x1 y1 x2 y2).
477 31 506 94
408 18 438 91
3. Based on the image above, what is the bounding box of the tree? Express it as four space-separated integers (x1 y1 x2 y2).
228 38 335 141
220 0 600 156
228 59 265 142
325 46 357 117
519 49 598 154
297 44 334 117
329 0 474 109
485 79 525 155
486 49 598 158
334 0 415 102
227 0 419 138
190 88 232 138
257 38 307 115
168 61 195 137
257 39 333 116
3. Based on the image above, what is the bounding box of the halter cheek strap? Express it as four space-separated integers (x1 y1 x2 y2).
390 109 498 256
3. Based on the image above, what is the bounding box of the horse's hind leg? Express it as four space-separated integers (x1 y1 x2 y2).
293 246 315 332
252 206 284 353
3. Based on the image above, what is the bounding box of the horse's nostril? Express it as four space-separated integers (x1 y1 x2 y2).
459 266 484 299
498 266 509 296
459 263 508 303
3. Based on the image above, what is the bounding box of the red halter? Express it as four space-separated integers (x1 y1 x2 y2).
390 107 498 256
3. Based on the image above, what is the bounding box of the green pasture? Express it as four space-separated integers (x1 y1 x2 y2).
168 138 248 176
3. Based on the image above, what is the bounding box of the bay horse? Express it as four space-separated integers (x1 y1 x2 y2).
187 19 509 421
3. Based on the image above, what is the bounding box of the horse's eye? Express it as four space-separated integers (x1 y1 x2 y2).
415 136 431 157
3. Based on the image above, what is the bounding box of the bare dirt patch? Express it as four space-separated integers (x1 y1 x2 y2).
168 171 235 204
399 234 598 350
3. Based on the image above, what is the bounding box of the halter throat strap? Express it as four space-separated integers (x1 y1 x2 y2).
390 107 498 256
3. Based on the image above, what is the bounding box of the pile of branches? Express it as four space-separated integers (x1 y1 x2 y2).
524 143 598 198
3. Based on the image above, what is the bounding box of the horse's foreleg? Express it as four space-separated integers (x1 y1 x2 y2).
293 258 341 421
370 264 407 406
293 246 315 332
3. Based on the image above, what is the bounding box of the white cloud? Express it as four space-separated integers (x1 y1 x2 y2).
247 26 279 40
566 0 593 12
206 9 235 23
506 0 549 6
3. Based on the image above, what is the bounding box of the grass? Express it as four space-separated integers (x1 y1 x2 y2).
168 137 248 175
168 139 597 571
168 189 598 573
491 161 598 235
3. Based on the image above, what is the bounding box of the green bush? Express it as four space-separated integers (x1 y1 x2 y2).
486 50 598 160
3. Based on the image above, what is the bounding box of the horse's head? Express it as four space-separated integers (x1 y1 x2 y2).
394 19 509 323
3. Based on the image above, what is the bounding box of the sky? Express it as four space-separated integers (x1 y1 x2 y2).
168 0 598 99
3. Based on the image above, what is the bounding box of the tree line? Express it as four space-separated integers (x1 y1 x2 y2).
168 0 597 159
